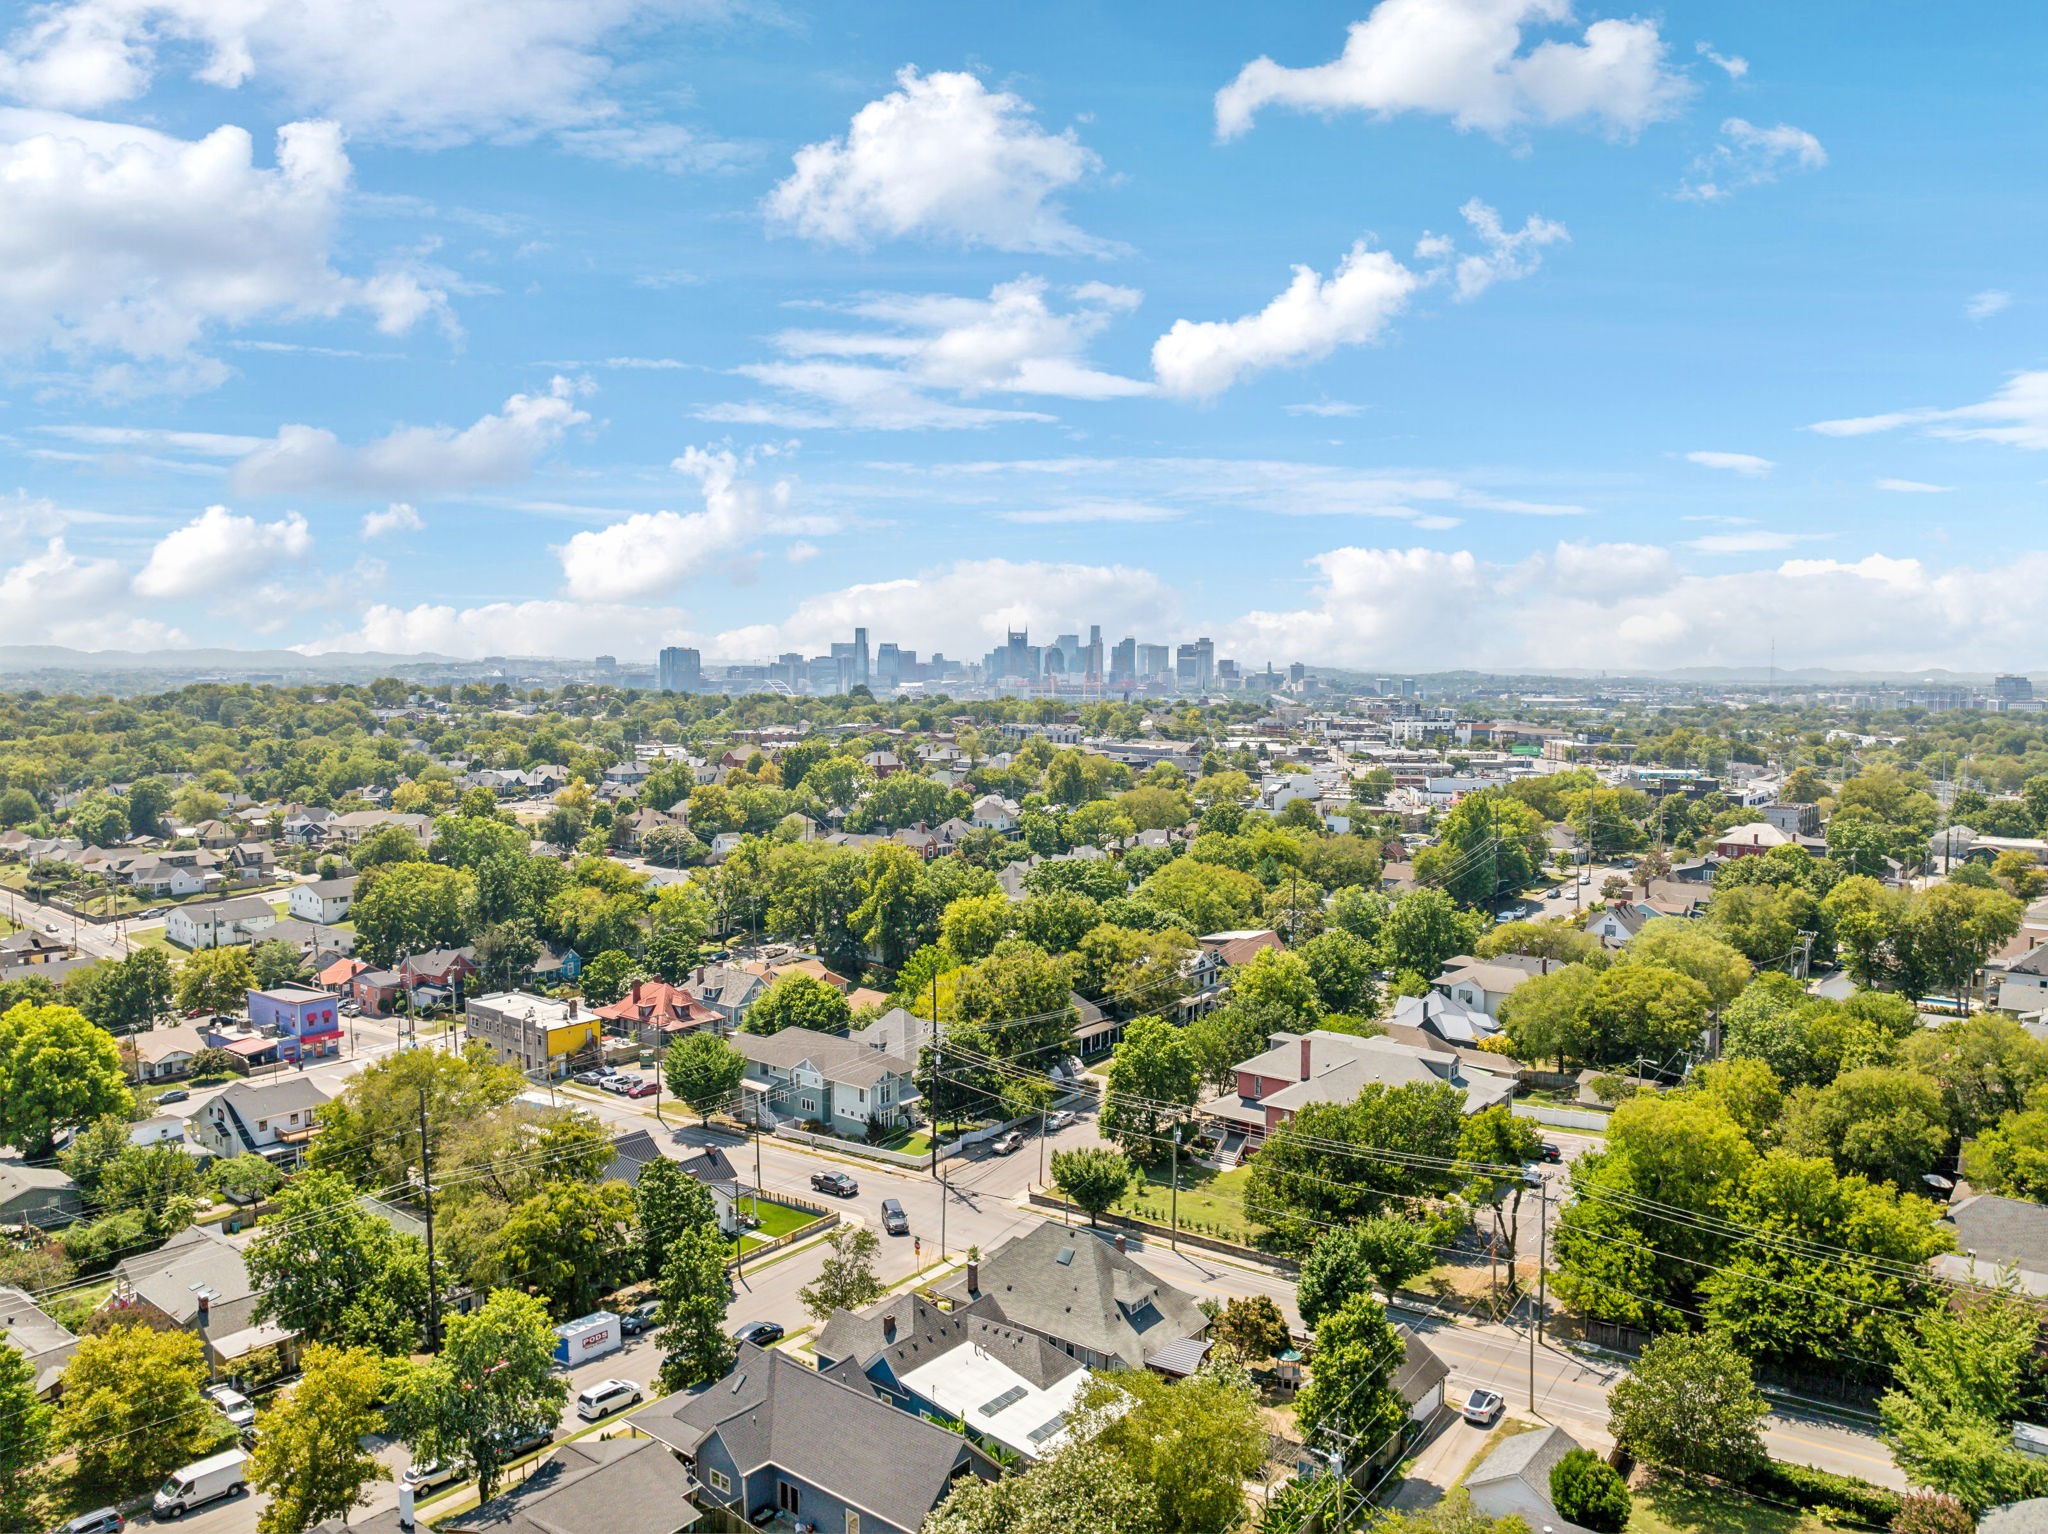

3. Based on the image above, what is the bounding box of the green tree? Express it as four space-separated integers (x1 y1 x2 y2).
744 970 852 1034
176 943 257 1014
1381 888 1485 977
1245 1082 1466 1251
656 1220 737 1391
309 1043 525 1191
0 1338 52 1531
246 1168 430 1354
1084 1365 1267 1534
1781 1066 1949 1187
1607 1331 1768 1480
1961 1106 2048 1199
664 1030 747 1124
1623 919 1752 1008
100 1141 202 1237
1138 857 1263 935
1101 1016 1201 1163
800 1221 887 1321
389 1290 568 1503
1902 1013 2048 1139
1458 1104 1545 1292
0 1001 132 1156
634 1156 720 1279
942 892 1016 961
1550 1448 1630 1534
923 1437 1160 1534
353 861 477 964
1230 948 1324 1024
251 1343 386 1534
1497 962 1600 1070
1298 1214 1436 1325
1880 1284 2048 1513
0 787 38 827
1299 927 1381 1015
1294 1292 1409 1457
852 843 937 966
578 948 644 1005
353 823 427 869
250 938 307 989
1210 1295 1292 1367
58 1323 222 1497
1582 962 1712 1067
1051 1146 1134 1226
1413 791 1548 906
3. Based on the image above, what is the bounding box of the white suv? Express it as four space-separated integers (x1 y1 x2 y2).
576 1378 643 1421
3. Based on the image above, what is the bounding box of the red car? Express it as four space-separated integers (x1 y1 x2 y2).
626 1080 659 1099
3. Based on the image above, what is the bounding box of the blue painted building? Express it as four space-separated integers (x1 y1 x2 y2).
246 984 344 1063
631 1344 994 1534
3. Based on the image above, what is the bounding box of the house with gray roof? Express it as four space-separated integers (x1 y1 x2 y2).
0 1284 79 1397
197 1076 329 1162
1946 1193 2048 1275
1201 1028 1515 1149
165 895 278 950
733 1013 924 1136
447 1437 699 1534
631 1343 993 1534
818 1295 1094 1462
0 1159 83 1230
933 1224 1209 1373
1463 1424 1599 1534
110 1225 295 1372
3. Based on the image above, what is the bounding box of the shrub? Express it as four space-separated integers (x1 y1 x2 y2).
1746 1460 1902 1526
1891 1491 1973 1534
1551 1448 1630 1533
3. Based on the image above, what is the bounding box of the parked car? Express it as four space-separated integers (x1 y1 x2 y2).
202 1383 256 1433
881 1198 909 1235
1538 1142 1562 1163
157 1088 190 1104
620 1301 659 1336
572 1069 609 1086
602 1076 634 1095
575 1378 643 1421
153 1449 250 1519
1521 1163 1544 1186
626 1080 659 1099
400 1458 467 1493
489 1423 554 1459
733 1320 785 1348
1045 1109 1076 1132
990 1130 1025 1156
1461 1387 1505 1426
811 1169 859 1197
62 1509 126 1534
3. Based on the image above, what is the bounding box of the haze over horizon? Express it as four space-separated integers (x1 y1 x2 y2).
1 2 2043 673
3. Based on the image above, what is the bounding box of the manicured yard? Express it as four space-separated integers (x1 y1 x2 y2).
736 1197 823 1251
1114 1161 1258 1242
1630 1478 1835 1534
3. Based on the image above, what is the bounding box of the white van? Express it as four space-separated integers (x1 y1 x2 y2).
153 1447 250 1519
575 1377 643 1421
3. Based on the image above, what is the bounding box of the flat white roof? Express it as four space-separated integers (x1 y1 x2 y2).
897 1343 1090 1461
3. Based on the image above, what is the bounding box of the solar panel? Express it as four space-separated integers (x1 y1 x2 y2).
978 1385 1029 1417
1055 1249 1074 1266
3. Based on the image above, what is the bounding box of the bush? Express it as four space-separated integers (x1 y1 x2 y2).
1746 1460 1901 1526
1891 1491 1973 1534
1551 1447 1630 1533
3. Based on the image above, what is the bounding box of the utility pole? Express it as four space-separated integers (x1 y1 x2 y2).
418 1087 441 1354
1169 1122 1181 1250
1530 1178 1549 1412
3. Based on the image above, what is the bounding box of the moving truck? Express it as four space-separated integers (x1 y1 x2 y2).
153 1448 250 1518
552 1310 621 1366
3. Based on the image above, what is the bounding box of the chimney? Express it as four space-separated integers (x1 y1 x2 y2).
1113 1233 1126 1254
568 997 579 1019
882 1315 897 1342
966 1259 981 1296
196 1293 210 1323
695 965 706 985
1541 956 1550 974
1300 1036 1312 1081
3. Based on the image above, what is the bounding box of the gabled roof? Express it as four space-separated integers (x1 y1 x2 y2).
1949 1193 2048 1271
174 895 276 924
113 1226 260 1325
634 1344 978 1534
936 1224 1207 1371
0 1284 78 1394
603 1129 665 1187
1464 1425 1597 1534
447 1437 699 1534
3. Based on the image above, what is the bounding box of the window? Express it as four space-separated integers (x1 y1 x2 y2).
707 1468 731 1495
778 1482 801 1515
846 1515 860 1534
800 1096 818 1114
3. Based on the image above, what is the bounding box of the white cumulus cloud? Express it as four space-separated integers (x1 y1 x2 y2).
1684 450 1774 477
0 110 449 377
767 68 1109 254
231 377 589 496
303 599 697 659
1678 117 1826 201
0 0 729 152
1153 202 1561 399
131 504 313 600
362 502 424 537
555 445 834 601
1811 370 2048 452
1215 0 1689 141
0 538 184 647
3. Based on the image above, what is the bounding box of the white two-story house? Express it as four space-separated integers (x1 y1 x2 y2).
734 1007 929 1136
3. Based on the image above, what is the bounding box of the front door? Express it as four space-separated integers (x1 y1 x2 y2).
778 1480 801 1515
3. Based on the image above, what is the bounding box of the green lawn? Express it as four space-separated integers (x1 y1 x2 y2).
1113 1161 1258 1242
736 1197 823 1251
1629 1479 1835 1534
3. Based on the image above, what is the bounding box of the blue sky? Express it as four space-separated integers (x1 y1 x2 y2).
1 0 2044 672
